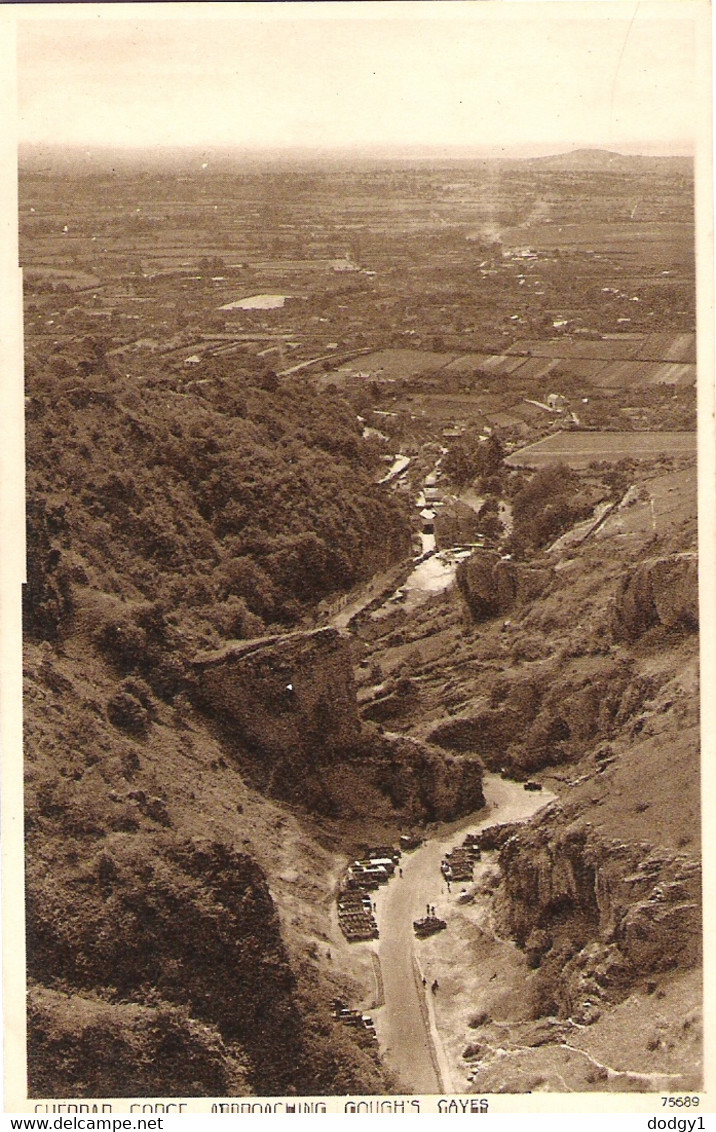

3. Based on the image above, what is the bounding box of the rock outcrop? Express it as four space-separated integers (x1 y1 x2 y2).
610 552 698 640
378 735 486 822
327 733 486 823
195 627 485 821
456 551 551 623
493 809 701 1022
427 660 658 776
26 837 306 1096
360 676 420 724
195 627 361 762
427 708 523 760
27 984 251 1099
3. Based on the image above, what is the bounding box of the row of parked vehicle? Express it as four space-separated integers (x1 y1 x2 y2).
441 836 482 884
345 844 401 889
338 845 402 941
337 835 430 943
337 891 379 941
331 999 377 1040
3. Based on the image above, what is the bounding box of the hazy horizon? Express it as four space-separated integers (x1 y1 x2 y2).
19 139 695 157
16 140 696 176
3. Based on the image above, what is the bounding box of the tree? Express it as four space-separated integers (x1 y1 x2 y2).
442 441 477 488
480 434 504 478
260 369 279 393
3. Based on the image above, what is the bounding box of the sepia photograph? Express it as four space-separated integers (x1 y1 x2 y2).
2 0 712 1112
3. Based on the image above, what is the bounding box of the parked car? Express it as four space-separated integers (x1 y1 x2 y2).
413 916 447 938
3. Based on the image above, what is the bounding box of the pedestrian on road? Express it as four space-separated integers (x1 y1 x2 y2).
426 903 430 916
431 979 439 995
399 867 403 877
422 976 427 988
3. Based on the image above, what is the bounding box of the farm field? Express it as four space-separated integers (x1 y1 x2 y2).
500 219 693 257
327 350 697 395
506 429 696 467
329 337 697 396
335 349 451 380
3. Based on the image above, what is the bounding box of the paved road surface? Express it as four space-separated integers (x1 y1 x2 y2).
372 775 555 1093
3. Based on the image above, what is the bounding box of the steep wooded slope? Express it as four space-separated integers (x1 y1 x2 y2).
23 362 413 1097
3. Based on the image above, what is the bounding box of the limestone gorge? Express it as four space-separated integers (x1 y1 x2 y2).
21 149 700 1098
24 462 701 1095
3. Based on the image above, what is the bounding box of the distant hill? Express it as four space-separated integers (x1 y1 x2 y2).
523 147 693 174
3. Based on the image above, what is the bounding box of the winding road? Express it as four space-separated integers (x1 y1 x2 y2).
370 774 555 1093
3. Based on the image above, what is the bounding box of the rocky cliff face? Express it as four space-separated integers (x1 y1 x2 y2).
492 809 701 1023
426 658 653 776
317 733 486 823
26 835 306 1096
456 551 551 622
361 733 486 822
610 553 698 640
195 627 361 794
195 626 485 822
426 707 522 761
24 634 391 1099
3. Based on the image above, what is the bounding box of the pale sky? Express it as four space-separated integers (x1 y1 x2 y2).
14 1 702 154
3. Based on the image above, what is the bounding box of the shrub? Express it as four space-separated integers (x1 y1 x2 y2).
98 619 148 673
27 986 249 1098
106 689 150 736
468 1011 490 1029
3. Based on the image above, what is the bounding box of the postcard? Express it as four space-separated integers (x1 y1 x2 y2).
2 0 712 1117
